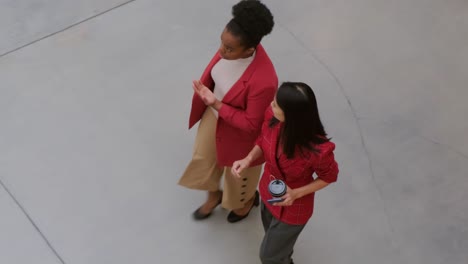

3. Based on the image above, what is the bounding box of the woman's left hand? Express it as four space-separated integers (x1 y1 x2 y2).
192 80 218 106
274 186 299 206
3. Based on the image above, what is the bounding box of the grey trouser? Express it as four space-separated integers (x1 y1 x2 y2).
260 202 305 264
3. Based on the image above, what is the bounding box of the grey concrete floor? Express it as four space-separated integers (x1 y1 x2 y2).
1 0 467 263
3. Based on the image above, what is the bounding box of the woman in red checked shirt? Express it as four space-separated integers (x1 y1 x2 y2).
232 82 339 264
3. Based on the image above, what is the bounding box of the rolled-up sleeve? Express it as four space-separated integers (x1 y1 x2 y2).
315 142 339 183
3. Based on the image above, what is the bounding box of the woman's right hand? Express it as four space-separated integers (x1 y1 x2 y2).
231 158 251 178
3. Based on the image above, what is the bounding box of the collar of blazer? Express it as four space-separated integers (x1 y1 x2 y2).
201 44 269 103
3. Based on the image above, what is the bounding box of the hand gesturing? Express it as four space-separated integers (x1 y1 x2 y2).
192 80 217 106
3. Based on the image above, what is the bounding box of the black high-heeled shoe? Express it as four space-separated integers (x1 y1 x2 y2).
227 191 259 223
192 192 223 220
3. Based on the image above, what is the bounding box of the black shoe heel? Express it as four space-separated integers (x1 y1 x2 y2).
253 191 260 207
227 191 259 223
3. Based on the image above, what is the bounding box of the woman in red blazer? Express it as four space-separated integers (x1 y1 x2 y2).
178 0 278 223
232 82 339 264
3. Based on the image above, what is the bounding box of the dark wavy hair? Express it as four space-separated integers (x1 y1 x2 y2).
270 82 329 158
226 0 274 48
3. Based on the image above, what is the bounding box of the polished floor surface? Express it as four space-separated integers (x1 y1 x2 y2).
1 0 467 263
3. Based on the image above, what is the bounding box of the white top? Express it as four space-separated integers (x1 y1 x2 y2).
211 53 255 117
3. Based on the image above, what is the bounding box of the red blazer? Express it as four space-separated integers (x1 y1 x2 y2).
189 44 278 166
256 107 339 225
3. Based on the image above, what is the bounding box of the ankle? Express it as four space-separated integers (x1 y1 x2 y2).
205 190 222 203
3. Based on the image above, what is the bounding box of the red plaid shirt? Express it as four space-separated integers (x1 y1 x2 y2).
256 108 339 225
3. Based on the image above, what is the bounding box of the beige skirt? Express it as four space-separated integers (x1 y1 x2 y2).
178 109 262 210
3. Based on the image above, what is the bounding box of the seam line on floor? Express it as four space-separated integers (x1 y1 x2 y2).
0 0 137 59
0 179 66 264
0 2 139 262
279 22 402 253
